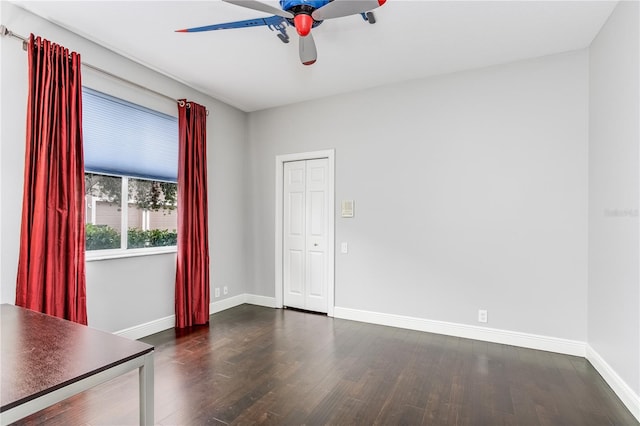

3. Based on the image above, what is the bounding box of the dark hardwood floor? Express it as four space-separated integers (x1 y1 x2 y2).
14 304 638 425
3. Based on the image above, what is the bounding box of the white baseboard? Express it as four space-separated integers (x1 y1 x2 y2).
114 314 175 340
211 294 246 314
333 306 586 357
586 345 640 422
245 294 278 308
116 304 585 357
114 294 275 340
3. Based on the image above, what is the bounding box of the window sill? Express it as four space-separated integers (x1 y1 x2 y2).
86 246 177 262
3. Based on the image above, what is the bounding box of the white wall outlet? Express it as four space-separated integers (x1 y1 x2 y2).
223 286 228 295
215 287 220 298
341 242 348 254
478 309 488 323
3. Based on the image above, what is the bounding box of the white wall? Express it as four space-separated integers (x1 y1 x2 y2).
248 50 589 341
588 0 640 402
0 2 248 332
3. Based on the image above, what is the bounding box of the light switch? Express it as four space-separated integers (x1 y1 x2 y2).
341 242 348 254
341 200 354 218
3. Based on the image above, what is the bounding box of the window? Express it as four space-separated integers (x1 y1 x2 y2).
82 88 178 256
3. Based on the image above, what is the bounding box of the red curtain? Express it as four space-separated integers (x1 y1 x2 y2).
175 100 210 328
16 35 87 324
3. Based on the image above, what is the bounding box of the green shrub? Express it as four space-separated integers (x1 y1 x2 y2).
127 228 148 249
127 228 177 249
85 224 120 250
86 224 177 250
147 228 178 247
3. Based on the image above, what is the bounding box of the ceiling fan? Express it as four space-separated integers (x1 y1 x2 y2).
176 0 387 66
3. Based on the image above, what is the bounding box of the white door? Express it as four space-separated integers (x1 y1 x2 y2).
283 158 329 313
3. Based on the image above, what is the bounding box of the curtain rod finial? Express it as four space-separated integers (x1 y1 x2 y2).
1 24 28 50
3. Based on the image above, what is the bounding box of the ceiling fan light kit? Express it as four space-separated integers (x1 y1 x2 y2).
176 0 387 66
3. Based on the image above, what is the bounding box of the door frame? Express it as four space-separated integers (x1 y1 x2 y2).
275 149 335 316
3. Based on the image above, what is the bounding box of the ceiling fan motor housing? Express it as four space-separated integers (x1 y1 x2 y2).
281 0 327 13
286 3 321 37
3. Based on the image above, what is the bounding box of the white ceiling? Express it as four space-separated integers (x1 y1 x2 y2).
12 1 616 112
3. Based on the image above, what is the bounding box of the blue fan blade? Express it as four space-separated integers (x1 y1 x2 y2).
176 15 287 33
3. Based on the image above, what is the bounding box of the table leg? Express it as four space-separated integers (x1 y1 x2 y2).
139 351 154 425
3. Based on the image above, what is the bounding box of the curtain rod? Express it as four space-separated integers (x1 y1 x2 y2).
1 24 207 113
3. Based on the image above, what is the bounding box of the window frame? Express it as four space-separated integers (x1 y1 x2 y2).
85 245 177 261
85 174 178 262
81 86 179 261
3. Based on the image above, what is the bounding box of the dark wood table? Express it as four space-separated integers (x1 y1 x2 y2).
0 304 154 425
